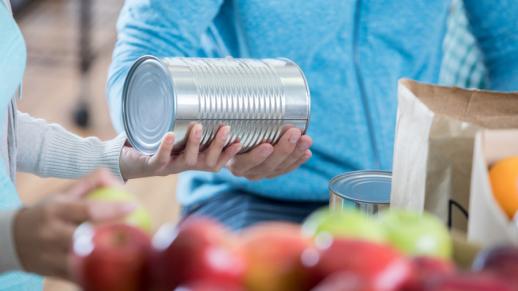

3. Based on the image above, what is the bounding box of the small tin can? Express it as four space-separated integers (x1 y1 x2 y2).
122 56 311 155
329 170 391 215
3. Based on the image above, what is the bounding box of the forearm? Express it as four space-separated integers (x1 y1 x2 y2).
0 209 21 273
107 0 223 131
16 111 126 180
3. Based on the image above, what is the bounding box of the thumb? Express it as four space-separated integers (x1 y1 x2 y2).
86 201 137 223
67 169 122 199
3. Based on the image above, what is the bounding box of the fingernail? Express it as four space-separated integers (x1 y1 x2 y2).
289 132 301 144
221 126 230 141
298 140 310 150
261 147 273 158
165 133 174 145
194 126 202 139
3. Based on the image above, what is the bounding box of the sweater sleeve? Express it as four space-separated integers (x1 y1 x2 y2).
0 209 21 272
107 0 224 132
15 111 126 180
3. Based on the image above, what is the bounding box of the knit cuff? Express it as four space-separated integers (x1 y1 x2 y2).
0 209 22 273
101 133 127 181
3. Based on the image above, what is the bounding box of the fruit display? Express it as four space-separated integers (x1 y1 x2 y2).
302 208 386 243
71 223 152 291
489 156 518 219
152 218 246 290
86 187 153 232
241 223 313 291
303 239 412 290
472 246 518 288
378 210 452 259
70 195 518 291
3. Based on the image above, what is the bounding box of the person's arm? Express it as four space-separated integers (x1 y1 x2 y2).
16 111 125 179
107 0 312 180
0 170 133 279
463 0 518 91
107 0 224 131
16 111 241 180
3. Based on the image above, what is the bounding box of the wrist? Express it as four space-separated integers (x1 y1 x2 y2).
119 146 150 180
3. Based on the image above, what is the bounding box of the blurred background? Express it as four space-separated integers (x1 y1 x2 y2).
13 0 179 290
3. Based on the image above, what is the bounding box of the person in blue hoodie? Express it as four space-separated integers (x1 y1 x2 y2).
108 0 518 230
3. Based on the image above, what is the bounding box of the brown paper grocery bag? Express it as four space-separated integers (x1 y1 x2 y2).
391 79 518 232
469 130 518 247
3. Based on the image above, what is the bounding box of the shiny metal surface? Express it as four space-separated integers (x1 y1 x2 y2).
122 56 310 155
329 170 392 215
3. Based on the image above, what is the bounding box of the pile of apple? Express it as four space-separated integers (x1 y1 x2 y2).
70 188 518 291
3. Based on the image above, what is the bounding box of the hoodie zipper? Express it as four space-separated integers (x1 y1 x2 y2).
352 0 381 169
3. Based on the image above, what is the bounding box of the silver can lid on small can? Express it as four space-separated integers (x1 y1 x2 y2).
122 56 176 155
329 170 391 205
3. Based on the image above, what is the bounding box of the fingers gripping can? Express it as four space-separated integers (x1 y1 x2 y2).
122 56 311 155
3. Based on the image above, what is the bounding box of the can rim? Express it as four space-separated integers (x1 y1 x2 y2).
277 57 311 135
328 170 391 204
122 55 176 155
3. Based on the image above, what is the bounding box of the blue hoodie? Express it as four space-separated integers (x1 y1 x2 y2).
107 0 518 206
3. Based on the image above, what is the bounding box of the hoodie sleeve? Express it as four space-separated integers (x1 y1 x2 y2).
106 0 224 132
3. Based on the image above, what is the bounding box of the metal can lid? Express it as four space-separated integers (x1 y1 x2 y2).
329 170 391 204
122 56 175 155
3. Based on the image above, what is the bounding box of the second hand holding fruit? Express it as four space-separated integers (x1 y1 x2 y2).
13 169 134 280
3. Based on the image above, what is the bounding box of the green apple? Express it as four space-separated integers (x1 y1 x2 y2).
302 207 386 243
87 187 152 233
377 209 452 259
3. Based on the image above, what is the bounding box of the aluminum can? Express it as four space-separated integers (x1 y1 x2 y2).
122 56 310 155
329 170 392 215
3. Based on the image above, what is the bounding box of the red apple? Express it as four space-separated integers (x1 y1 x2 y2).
303 238 412 291
473 246 518 288
310 272 369 291
71 223 152 291
400 256 456 291
424 273 514 291
175 280 244 291
241 222 313 291
152 217 246 290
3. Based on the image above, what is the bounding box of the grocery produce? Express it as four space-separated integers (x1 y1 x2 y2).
421 273 514 291
241 223 312 291
68 204 518 291
399 256 456 291
71 223 152 291
310 271 368 291
87 187 153 232
175 280 244 291
303 239 412 291
378 209 452 259
152 217 246 290
489 156 518 219
472 246 518 288
302 208 386 243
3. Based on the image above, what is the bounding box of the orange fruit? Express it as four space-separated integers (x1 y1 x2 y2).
489 156 518 219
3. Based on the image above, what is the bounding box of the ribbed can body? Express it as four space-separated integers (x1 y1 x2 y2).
122 56 310 155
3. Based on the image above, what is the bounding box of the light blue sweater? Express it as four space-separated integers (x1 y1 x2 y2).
0 2 43 290
108 0 518 206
